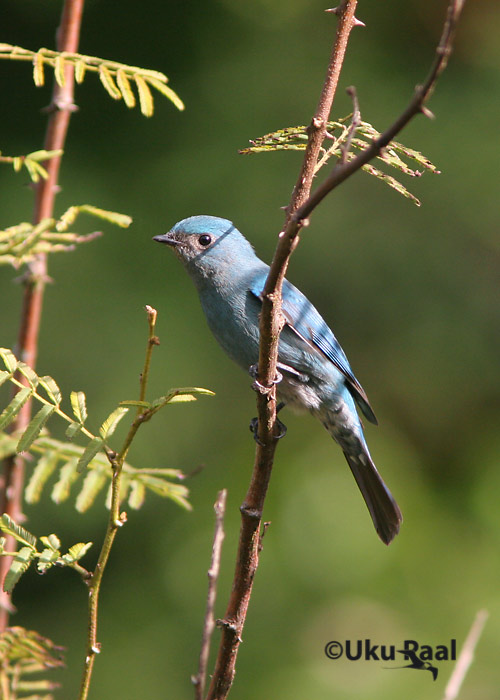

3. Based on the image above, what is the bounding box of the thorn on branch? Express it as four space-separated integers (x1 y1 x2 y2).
325 6 365 27
216 618 243 644
259 521 271 551
421 105 435 120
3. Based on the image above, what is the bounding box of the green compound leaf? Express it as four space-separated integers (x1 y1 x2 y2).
1 43 184 115
99 406 128 440
3 547 35 593
138 474 192 511
151 386 215 410
70 390 88 424
0 347 17 373
17 404 55 453
37 547 60 573
39 534 61 551
240 117 440 206
66 421 83 438
16 362 39 390
76 437 105 473
25 451 60 504
116 68 136 108
0 625 65 672
38 375 62 405
0 387 33 431
56 204 132 231
51 458 79 503
75 470 108 513
99 64 122 100
1 205 131 269
54 53 66 87
0 514 37 548
128 480 146 509
0 370 11 387
62 541 92 564
118 400 151 409
135 74 154 117
0 432 17 460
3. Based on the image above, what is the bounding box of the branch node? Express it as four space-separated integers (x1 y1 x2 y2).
41 99 79 114
239 504 261 521
216 618 242 641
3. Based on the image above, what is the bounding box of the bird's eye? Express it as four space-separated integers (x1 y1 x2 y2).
198 234 212 247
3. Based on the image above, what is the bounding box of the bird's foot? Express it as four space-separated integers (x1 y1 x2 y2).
249 412 287 445
249 364 283 395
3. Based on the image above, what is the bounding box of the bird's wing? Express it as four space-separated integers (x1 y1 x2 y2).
249 271 377 424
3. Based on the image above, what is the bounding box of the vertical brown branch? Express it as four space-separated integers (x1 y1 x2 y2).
0 0 85 630
288 0 360 215
205 4 361 699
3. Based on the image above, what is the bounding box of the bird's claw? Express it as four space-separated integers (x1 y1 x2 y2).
249 415 287 444
249 364 283 395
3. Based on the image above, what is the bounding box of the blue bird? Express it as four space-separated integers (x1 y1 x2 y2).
154 216 402 544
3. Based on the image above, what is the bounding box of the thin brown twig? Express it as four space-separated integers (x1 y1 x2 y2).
78 307 160 700
205 1 466 698
0 0 85 631
193 489 227 700
340 86 361 164
442 609 489 700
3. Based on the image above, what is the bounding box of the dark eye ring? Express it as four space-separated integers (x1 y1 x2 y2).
198 234 212 247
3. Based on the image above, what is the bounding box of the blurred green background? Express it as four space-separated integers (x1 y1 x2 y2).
1 0 499 698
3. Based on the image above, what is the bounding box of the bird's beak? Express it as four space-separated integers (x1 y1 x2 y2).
153 232 180 246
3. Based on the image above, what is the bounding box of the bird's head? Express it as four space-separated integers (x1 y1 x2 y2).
153 215 257 282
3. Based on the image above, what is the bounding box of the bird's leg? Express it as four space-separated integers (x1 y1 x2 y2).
248 363 283 393
249 410 287 443
248 361 288 444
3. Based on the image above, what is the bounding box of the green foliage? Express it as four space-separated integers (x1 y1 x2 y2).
0 43 184 116
20 435 192 513
0 149 63 182
0 204 132 269
0 514 92 592
0 348 213 512
240 117 440 206
0 626 64 700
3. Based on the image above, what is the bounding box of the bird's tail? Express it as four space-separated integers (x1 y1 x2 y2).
343 449 402 545
319 410 402 545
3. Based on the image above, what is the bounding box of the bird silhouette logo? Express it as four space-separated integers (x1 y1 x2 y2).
386 648 439 680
